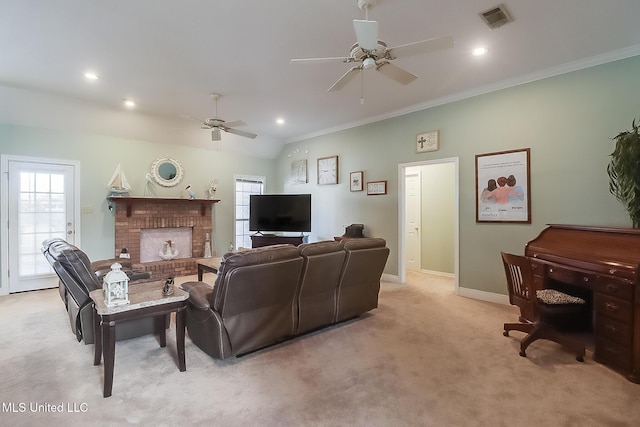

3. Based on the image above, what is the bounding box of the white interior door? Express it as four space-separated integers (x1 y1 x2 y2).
6 159 77 293
405 172 421 272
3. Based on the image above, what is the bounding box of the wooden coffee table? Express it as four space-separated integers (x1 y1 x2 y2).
90 281 188 397
197 257 221 281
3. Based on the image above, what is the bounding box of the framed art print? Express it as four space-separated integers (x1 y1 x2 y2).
350 171 363 192
367 180 387 195
291 159 307 184
475 148 531 223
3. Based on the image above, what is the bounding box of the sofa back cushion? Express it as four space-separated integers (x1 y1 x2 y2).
212 245 300 310
212 244 304 355
42 238 101 306
296 241 346 334
336 238 390 322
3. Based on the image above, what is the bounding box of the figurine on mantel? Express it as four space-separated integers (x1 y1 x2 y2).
207 180 218 199
185 185 196 199
144 173 157 197
107 164 131 196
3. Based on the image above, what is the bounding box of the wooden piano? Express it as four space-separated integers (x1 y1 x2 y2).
526 224 640 383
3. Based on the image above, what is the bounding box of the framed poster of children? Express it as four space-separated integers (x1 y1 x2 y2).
475 148 531 223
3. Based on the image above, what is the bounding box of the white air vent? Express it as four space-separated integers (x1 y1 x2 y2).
479 4 513 29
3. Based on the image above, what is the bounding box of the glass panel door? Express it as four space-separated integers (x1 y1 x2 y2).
8 160 76 292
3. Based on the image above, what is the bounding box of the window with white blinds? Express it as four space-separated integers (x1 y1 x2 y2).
234 175 265 250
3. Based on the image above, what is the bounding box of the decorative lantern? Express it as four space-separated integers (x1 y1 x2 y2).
103 263 130 307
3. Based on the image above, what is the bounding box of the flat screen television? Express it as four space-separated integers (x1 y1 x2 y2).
249 194 311 233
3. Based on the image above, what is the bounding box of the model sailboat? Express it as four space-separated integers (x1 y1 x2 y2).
107 164 131 194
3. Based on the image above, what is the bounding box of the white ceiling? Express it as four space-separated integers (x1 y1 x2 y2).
2 0 640 158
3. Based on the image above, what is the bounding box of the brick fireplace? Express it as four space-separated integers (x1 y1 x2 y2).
108 197 219 279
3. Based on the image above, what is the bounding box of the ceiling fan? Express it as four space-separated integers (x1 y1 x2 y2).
290 0 453 93
184 93 257 141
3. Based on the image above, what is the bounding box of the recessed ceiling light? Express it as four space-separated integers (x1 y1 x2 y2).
84 72 99 80
472 47 488 56
276 118 285 125
123 99 136 108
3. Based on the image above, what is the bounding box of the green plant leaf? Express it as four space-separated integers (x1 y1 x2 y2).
608 117 640 227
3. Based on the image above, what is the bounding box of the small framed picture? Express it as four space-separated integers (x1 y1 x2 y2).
367 180 387 195
416 130 439 153
291 159 308 184
350 171 364 192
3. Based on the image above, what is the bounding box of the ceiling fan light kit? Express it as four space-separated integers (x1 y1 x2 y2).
363 57 375 69
290 0 454 96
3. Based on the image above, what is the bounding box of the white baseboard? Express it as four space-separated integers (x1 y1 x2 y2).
380 272 509 306
457 286 509 305
381 273 401 283
420 269 454 278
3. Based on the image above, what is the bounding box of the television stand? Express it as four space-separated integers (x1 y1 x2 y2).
251 235 305 248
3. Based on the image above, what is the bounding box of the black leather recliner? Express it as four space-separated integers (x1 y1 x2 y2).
41 238 158 344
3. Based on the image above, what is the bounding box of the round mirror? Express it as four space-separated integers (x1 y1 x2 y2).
150 157 184 187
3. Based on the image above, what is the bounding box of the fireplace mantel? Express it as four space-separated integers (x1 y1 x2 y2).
108 196 220 217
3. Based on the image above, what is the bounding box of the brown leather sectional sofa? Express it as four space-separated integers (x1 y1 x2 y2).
180 238 390 359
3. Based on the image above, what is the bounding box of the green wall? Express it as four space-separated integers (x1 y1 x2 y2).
2 55 639 296
0 125 276 263
278 55 640 293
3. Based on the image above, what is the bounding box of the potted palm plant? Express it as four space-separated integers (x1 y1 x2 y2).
607 118 640 227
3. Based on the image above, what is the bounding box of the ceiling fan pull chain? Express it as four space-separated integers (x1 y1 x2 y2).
360 70 365 105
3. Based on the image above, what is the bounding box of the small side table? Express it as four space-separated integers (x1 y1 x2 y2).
90 282 188 397
197 257 221 281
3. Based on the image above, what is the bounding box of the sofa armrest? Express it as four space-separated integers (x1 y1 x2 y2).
180 281 213 310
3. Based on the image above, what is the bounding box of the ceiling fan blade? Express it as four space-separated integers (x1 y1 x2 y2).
180 114 207 123
211 128 221 141
327 66 362 92
224 127 257 139
376 61 418 85
290 57 354 64
353 19 379 51
222 120 246 128
388 35 454 59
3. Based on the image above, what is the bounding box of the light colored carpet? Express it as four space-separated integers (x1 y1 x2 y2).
1 272 640 426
